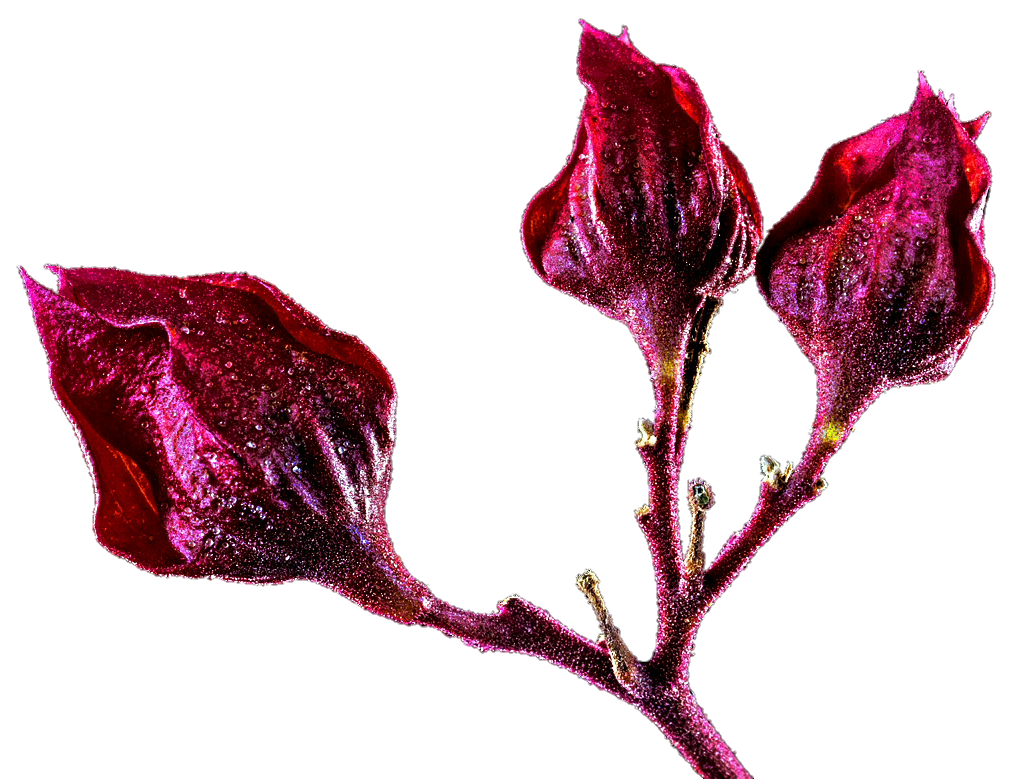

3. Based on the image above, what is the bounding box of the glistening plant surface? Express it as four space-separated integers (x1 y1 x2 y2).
21 18 996 779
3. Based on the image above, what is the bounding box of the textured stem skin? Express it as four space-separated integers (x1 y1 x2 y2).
642 361 687 666
418 596 624 695
642 298 720 677
409 304 867 778
703 369 864 608
406 387 845 775
418 596 749 778
644 689 752 779
703 448 828 606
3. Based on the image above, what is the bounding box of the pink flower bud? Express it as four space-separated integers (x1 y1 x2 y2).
522 22 762 367
23 267 430 623
757 76 992 440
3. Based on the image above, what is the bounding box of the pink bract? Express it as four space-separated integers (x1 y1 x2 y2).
23 266 430 623
757 76 992 440
522 22 762 368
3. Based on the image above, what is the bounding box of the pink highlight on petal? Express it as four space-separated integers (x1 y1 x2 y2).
757 76 993 445
522 22 761 369
23 266 430 624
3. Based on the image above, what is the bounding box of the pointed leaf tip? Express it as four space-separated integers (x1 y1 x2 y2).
965 111 991 139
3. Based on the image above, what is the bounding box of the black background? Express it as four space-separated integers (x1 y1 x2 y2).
13 7 1004 779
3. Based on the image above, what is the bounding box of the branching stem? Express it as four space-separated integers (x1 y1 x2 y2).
411 297 856 779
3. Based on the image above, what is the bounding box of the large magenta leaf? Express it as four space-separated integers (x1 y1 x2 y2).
23 266 431 623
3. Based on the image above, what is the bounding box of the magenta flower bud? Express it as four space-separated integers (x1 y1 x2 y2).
757 76 992 444
522 22 762 369
23 267 430 623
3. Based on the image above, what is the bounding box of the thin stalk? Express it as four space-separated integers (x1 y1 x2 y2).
641 297 720 674
418 592 751 778
701 436 833 607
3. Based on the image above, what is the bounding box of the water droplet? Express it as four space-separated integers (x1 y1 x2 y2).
181 326 191 334
254 424 263 431
246 441 256 449
291 465 301 474
224 361 233 369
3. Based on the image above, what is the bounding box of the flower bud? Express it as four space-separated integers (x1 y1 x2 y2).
23 267 430 623
522 22 762 368
757 76 992 442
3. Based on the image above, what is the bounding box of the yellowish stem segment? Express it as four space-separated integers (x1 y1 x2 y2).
576 570 640 691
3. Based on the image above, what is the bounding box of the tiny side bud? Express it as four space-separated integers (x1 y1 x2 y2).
636 418 657 449
759 454 782 488
685 478 713 578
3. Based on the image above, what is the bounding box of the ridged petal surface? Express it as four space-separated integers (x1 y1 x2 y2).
757 76 992 407
522 23 762 361
24 267 430 623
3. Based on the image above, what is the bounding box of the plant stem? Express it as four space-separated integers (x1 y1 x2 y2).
640 362 686 666
418 592 750 778
642 687 753 779
641 297 720 674
409 309 889 778
701 364 871 607
701 438 832 606
417 594 626 695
